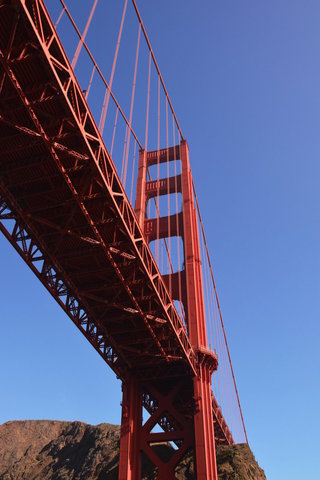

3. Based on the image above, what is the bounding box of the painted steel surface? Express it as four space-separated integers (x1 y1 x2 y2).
0 1 235 478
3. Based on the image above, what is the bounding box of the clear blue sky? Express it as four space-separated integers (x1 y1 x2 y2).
1 1 319 479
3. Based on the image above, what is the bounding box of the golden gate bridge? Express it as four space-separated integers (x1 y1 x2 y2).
0 0 248 478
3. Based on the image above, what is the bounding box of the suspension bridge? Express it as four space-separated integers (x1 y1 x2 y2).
0 0 248 478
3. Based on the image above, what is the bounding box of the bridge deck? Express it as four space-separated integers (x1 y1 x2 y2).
0 0 196 380
0 0 232 445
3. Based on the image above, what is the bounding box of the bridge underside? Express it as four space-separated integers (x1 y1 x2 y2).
0 2 233 477
0 0 197 381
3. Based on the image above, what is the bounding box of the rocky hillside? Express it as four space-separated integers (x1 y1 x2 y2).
0 420 266 479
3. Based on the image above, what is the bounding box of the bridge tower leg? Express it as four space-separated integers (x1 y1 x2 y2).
180 141 218 480
118 141 218 479
119 379 141 479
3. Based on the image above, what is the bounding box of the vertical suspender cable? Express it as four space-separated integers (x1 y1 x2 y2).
192 180 248 444
58 0 142 150
211 279 222 406
144 52 152 151
130 140 137 204
55 6 65 28
166 98 171 295
156 77 161 265
71 0 98 69
209 265 221 405
123 24 141 188
146 166 175 275
99 0 128 135
201 229 213 350
85 65 96 100
110 108 119 157
121 127 129 183
131 0 183 141
145 51 152 219
146 168 175 272
174 126 184 322
216 283 225 413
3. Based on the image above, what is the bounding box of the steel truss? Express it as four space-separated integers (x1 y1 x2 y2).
0 0 197 381
0 1 234 479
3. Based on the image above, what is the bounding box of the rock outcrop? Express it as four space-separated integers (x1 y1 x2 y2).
0 420 266 479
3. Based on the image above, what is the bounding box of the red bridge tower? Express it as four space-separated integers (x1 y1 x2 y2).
119 141 218 479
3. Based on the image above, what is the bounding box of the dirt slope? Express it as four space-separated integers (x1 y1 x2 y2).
0 420 266 479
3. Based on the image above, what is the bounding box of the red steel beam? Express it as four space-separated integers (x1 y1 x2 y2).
0 0 197 379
